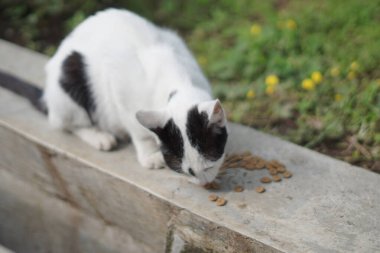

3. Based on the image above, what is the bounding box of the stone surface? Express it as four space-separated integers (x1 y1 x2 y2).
0 169 152 253
0 39 380 253
0 245 13 253
0 40 46 88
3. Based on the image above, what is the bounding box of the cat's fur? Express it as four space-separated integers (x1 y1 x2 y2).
42 8 228 184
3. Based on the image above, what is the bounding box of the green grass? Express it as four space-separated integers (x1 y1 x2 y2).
1 0 379 170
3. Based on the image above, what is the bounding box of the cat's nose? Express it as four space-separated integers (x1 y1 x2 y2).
188 168 195 176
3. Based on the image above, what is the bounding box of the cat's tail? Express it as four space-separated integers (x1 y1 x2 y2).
0 70 47 114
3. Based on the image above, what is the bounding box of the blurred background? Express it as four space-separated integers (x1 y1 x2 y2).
0 0 379 172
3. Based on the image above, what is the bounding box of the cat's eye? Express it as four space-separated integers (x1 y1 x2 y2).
188 168 195 176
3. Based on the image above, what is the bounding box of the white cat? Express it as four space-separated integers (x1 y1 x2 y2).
5 8 229 185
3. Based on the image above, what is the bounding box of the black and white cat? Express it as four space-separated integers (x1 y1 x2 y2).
4 8 229 185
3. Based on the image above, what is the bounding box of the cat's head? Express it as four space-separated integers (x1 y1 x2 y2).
136 99 228 185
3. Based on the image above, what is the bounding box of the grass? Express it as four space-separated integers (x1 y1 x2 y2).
1 0 379 171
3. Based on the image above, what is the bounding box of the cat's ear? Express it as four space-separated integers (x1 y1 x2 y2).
136 110 168 130
198 99 227 127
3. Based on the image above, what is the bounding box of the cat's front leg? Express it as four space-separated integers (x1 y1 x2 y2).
133 136 165 169
73 127 117 151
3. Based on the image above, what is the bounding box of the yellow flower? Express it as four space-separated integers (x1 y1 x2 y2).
285 19 297 30
311 71 323 84
335 94 342 102
250 24 262 36
347 71 357 80
265 86 275 95
301 79 315 90
330 67 340 77
265 75 279 86
350 61 359 71
197 56 207 66
376 79 380 86
246 89 255 99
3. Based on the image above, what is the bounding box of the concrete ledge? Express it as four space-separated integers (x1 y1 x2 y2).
0 39 379 253
0 245 13 253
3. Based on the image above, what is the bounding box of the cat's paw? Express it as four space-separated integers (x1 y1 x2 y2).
78 130 117 151
139 152 165 170
90 132 117 151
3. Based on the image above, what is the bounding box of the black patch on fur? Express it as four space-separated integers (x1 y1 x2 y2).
151 119 184 173
186 106 227 161
168 90 178 101
60 51 95 122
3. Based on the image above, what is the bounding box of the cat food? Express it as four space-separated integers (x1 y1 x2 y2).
207 194 228 206
215 151 293 198
256 160 266 169
208 194 218 201
221 152 293 176
228 162 241 168
234 185 244 192
255 186 265 193
283 171 293 178
216 197 227 206
260 176 272 183
271 160 281 166
204 181 220 190
269 169 277 175
266 162 276 171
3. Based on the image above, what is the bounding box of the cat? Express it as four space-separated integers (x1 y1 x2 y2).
0 8 228 185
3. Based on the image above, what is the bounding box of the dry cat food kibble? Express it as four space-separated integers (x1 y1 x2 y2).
255 186 266 193
218 151 293 195
208 194 218 201
283 171 293 178
260 176 272 184
204 150 295 205
208 194 228 207
204 181 220 190
221 152 292 174
234 185 244 192
269 169 277 175
216 197 227 206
